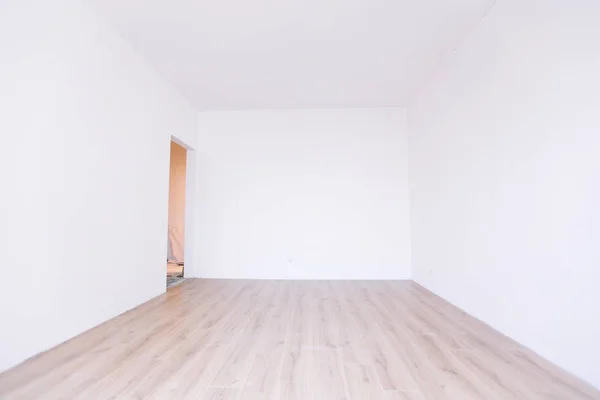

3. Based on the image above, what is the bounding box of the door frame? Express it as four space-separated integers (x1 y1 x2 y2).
169 134 197 279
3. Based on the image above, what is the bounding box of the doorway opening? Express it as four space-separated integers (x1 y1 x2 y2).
167 140 187 287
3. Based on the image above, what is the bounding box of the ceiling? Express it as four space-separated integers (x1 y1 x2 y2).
90 0 494 111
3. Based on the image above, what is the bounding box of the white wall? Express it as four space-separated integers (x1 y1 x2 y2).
0 1 197 372
409 0 600 389
195 109 411 280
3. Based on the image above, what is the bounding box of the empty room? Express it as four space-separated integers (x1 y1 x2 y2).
0 0 599 399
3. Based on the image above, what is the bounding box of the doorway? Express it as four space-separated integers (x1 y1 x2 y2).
167 140 187 287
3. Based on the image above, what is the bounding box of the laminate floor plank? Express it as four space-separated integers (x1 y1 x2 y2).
0 279 598 400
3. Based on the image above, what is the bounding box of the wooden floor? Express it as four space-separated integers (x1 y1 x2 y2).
0 280 598 400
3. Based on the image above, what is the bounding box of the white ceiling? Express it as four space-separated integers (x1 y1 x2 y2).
90 0 494 110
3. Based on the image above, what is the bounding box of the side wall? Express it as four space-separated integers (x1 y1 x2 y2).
195 108 411 279
408 0 600 388
0 1 197 372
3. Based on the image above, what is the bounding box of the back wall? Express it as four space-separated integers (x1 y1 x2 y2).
194 108 411 279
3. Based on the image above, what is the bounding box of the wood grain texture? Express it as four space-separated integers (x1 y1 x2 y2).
0 279 598 399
